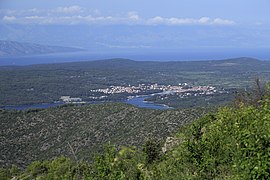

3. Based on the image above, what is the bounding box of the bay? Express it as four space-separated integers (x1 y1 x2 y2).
0 95 172 110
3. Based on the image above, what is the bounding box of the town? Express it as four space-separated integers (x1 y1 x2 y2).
89 83 219 97
59 83 227 103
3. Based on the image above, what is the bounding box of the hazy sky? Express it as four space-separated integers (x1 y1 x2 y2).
0 0 270 55
1 0 269 25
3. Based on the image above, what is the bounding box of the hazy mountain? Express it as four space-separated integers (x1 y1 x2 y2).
0 40 83 57
0 24 269 61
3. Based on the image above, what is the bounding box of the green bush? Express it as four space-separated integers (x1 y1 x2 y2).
142 139 162 165
91 144 146 179
152 86 270 179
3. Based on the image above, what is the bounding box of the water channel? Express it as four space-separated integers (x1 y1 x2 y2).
1 95 172 110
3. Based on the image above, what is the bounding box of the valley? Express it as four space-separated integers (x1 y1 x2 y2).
1 57 270 177
1 57 269 108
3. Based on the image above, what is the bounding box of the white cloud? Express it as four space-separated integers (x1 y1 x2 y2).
147 16 235 25
128 11 140 21
54 5 83 14
2 16 16 22
169 18 196 25
14 15 116 25
147 16 195 25
0 6 236 26
199 17 210 24
148 16 163 24
213 18 235 25
25 16 45 20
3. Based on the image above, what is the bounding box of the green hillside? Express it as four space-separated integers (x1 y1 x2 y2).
0 103 206 168
1 85 270 179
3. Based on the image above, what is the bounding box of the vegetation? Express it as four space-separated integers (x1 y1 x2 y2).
1 84 270 179
146 89 235 108
1 58 270 107
151 83 270 179
0 103 206 168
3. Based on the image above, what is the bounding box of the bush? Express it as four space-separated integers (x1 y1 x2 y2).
152 85 270 179
142 139 162 165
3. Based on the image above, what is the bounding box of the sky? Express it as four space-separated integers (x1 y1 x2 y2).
0 0 270 60
1 0 270 25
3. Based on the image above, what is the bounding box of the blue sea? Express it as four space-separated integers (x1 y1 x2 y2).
0 49 269 66
1 95 172 110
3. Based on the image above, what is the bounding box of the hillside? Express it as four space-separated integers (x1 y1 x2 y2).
0 103 206 168
0 40 82 57
1 85 269 179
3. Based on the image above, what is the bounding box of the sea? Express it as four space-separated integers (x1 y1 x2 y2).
1 95 172 110
0 49 269 66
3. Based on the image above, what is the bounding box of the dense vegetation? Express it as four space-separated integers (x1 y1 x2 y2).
146 89 235 108
0 103 206 168
1 84 270 179
1 58 270 107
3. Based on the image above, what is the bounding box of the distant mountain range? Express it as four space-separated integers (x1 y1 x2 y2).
1 24 270 60
0 40 83 56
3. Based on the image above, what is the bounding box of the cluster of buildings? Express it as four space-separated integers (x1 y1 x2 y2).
169 85 217 94
174 88 218 99
60 83 222 102
90 84 162 94
90 83 217 95
60 96 83 103
90 86 141 94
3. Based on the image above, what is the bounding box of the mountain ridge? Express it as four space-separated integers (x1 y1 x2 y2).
1 56 264 68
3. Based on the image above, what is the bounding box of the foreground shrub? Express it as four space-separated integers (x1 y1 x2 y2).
152 90 270 179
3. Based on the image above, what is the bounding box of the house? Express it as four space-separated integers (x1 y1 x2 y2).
60 96 82 103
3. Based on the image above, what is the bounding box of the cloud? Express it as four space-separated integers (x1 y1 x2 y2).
128 11 140 21
14 15 116 25
0 6 236 26
148 16 196 25
2 16 16 22
25 16 45 20
199 17 210 24
213 18 235 25
147 16 235 25
54 5 83 14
